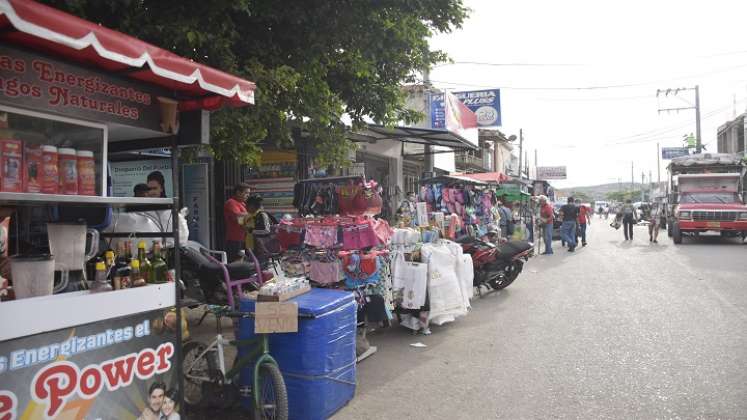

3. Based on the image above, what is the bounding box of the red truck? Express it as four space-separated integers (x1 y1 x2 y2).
666 153 747 244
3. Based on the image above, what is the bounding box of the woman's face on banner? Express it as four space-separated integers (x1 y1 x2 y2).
147 180 163 197
162 395 175 416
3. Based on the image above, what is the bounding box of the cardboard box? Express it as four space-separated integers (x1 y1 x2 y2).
255 302 298 333
246 284 311 302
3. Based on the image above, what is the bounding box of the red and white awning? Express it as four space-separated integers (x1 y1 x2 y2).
0 0 256 111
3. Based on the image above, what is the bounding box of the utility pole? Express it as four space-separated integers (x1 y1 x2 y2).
524 151 528 179
641 172 645 202
695 85 702 153
518 129 523 179
657 142 661 185
423 66 433 174
656 86 703 154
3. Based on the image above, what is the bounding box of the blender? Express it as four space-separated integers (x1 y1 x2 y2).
47 223 99 292
10 254 68 299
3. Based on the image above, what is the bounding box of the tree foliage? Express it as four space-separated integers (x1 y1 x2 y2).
42 0 468 165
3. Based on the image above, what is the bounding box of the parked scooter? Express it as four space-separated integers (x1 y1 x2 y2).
456 234 533 296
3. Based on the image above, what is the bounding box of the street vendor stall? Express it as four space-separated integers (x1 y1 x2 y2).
0 1 255 418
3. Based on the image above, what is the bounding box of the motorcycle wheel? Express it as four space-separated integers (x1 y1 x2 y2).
489 261 523 290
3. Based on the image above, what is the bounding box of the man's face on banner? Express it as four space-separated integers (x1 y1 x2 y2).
149 387 165 412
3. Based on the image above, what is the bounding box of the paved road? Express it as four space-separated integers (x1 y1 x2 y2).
334 220 747 420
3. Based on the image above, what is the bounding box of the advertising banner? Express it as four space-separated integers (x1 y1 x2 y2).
0 309 180 420
183 163 211 246
661 147 690 160
431 89 501 127
110 160 173 197
430 91 478 147
0 45 164 132
537 166 567 180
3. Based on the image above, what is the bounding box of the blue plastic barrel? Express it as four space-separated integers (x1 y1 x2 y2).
239 288 357 420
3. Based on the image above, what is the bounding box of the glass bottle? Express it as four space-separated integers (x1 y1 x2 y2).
137 240 152 283
149 241 168 284
131 259 146 287
90 261 113 293
104 250 115 270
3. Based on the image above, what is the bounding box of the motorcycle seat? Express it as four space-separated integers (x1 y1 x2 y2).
495 240 532 257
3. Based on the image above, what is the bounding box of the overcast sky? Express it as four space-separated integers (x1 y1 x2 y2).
429 0 747 188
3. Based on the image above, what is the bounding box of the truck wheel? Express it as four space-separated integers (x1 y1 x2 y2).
672 223 683 244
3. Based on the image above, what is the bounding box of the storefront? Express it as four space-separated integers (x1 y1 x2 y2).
348 123 479 222
0 1 255 418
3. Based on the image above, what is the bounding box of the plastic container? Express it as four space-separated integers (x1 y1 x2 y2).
76 150 96 195
238 288 357 420
58 147 78 195
24 144 42 193
0 139 23 192
41 145 59 194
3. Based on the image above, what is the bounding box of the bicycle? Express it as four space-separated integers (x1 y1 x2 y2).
182 304 288 420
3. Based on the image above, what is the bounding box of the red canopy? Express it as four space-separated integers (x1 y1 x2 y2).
0 0 256 111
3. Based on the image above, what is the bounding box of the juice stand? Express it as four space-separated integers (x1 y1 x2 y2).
0 1 256 418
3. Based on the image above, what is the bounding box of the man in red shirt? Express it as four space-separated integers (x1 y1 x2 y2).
224 182 251 261
577 203 592 247
538 195 554 255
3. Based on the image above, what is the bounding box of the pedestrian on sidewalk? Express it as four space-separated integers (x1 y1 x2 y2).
538 195 554 254
577 202 591 247
648 203 661 243
497 197 513 238
223 182 251 262
620 199 637 241
559 197 579 252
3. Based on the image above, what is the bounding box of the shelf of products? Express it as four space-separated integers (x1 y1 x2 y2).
0 192 174 208
0 282 175 341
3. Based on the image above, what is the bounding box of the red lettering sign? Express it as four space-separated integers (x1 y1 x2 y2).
29 343 175 417
0 391 17 420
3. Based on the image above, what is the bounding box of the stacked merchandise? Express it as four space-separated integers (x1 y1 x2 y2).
419 176 499 240
390 227 474 334
293 176 382 217
0 138 97 195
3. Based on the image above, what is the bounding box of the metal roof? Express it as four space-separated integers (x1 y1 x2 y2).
348 124 479 151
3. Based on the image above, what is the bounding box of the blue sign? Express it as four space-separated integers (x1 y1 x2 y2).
661 147 690 160
430 92 446 129
430 89 501 128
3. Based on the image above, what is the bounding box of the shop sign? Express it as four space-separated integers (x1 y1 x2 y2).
537 166 567 180
429 91 478 147
0 45 163 131
110 159 173 197
183 163 211 246
0 309 180 420
661 147 689 160
431 89 501 127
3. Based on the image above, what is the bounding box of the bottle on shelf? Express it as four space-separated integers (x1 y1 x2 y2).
104 249 115 271
149 241 168 284
123 240 133 262
137 240 152 283
131 259 146 287
90 261 113 293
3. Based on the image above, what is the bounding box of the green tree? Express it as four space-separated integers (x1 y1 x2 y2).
43 0 468 166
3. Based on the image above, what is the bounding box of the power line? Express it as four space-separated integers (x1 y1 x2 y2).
424 63 747 91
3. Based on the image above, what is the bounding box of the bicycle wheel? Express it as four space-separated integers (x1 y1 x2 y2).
182 341 213 407
254 362 288 420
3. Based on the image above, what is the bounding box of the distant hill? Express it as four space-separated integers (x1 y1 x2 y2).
557 182 644 201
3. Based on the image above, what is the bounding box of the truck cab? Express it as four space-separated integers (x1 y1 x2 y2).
667 154 747 244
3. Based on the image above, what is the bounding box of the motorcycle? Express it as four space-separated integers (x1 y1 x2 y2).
456 236 534 296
